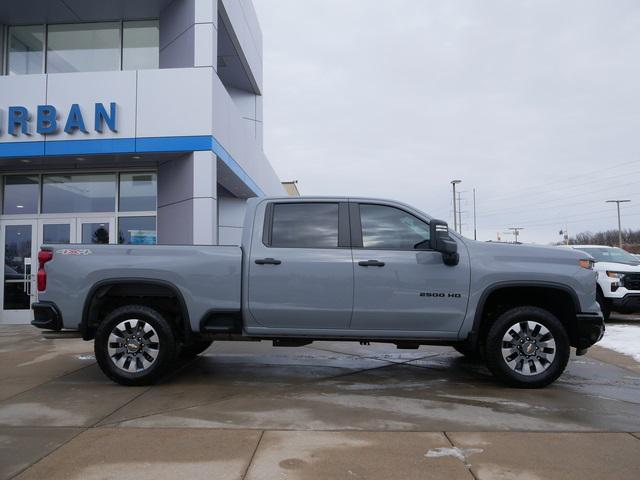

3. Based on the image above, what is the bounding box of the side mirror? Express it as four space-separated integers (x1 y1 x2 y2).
429 219 459 266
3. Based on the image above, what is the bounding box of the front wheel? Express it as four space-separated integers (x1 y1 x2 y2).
95 305 178 386
485 306 570 388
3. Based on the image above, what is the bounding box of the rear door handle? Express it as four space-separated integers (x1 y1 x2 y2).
358 260 385 267
255 258 282 265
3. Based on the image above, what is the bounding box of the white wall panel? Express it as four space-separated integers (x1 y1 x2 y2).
137 68 213 138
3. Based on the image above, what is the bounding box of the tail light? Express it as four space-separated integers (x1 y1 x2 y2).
37 249 53 292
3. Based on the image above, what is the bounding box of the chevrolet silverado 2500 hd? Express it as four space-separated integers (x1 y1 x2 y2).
31 197 604 388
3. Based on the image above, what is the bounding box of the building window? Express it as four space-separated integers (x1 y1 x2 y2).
82 222 110 244
47 22 121 74
119 172 157 212
271 203 339 248
123 21 160 70
118 216 156 244
7 25 44 75
5 20 159 75
3 175 40 214
42 173 117 214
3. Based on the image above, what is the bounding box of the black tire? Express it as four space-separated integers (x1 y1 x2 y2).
453 343 483 361
179 339 213 358
94 305 178 386
485 306 570 388
596 290 611 322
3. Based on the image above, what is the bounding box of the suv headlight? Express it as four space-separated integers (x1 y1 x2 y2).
606 271 626 279
579 259 594 269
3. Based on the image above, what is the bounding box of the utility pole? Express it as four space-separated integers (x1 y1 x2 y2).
507 227 524 244
451 180 461 232
457 191 464 234
606 200 630 247
473 188 477 241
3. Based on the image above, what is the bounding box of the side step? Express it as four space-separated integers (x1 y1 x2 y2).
273 339 313 347
200 312 242 334
42 331 83 339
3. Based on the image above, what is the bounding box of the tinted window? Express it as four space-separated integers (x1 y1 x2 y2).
271 203 339 248
8 25 44 75
118 216 156 244
42 173 116 213
119 172 157 212
360 204 430 250
3 175 39 214
47 22 120 73
123 21 159 70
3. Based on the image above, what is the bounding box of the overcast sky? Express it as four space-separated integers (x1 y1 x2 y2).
253 0 640 244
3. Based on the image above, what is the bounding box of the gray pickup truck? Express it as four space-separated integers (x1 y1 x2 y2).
32 196 604 388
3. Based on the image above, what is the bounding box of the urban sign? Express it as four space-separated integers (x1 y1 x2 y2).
0 102 117 137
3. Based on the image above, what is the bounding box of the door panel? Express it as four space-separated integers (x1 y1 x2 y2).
351 249 469 332
247 201 353 330
350 202 469 332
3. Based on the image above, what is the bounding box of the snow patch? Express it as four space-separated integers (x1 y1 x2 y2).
425 447 483 467
598 325 640 362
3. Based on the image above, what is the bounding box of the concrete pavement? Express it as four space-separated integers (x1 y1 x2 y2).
1 325 639 479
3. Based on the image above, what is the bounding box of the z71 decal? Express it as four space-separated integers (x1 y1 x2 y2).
56 248 93 256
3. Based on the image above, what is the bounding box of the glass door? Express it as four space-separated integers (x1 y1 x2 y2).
39 219 77 245
0 220 38 324
78 217 116 244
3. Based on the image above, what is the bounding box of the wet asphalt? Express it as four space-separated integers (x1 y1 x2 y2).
1 323 639 479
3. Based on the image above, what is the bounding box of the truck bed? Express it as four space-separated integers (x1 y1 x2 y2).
38 244 243 332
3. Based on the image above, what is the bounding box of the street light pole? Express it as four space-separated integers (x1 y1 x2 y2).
451 180 461 233
473 188 477 241
606 200 631 247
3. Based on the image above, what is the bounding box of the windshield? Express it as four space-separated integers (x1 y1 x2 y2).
578 247 640 265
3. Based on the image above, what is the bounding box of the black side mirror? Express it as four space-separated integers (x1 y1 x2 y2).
429 219 459 266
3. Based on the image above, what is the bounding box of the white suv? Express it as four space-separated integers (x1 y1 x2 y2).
569 245 640 320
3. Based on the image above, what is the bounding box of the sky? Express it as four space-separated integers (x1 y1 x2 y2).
253 0 640 244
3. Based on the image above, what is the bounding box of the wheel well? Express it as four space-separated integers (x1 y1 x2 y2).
82 281 189 341
476 286 578 347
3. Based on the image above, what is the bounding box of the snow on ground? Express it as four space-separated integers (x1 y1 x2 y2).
598 325 640 362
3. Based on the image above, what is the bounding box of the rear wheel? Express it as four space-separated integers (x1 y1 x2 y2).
485 306 570 388
95 305 178 386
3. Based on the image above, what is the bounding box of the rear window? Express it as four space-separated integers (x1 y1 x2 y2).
270 203 339 248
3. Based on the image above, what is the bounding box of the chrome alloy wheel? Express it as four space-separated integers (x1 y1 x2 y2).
107 319 160 373
501 321 556 376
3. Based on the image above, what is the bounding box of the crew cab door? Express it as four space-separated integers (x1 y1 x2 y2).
349 202 470 333
247 200 353 329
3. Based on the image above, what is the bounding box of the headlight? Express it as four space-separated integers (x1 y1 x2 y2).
606 271 625 279
579 259 594 269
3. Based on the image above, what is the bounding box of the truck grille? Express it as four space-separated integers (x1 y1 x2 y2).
623 273 640 291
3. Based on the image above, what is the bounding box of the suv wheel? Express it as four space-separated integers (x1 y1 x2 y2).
485 306 570 388
95 305 178 386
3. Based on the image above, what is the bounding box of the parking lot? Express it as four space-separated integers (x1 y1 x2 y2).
1 321 640 480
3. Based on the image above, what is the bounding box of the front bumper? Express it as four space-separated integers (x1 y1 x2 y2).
575 312 605 354
31 302 62 331
610 294 640 313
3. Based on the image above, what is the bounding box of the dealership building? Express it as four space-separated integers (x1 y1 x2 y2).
0 0 285 324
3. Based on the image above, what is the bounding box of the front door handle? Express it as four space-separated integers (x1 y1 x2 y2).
255 257 282 265
358 260 385 267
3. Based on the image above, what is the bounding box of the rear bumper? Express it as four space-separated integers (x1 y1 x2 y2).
575 312 605 353
610 294 640 313
31 302 62 331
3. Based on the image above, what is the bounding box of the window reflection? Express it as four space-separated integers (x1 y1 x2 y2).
271 203 339 248
47 22 121 73
3 176 39 214
360 204 430 250
42 174 116 214
119 173 157 212
8 25 44 75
